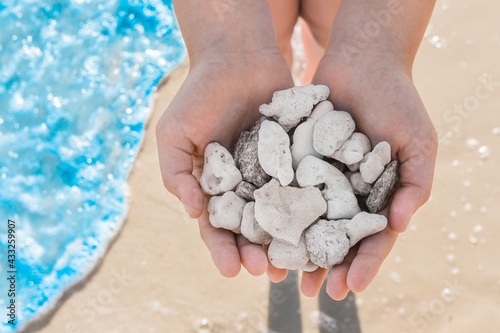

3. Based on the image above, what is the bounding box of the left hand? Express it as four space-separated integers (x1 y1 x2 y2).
299 56 438 300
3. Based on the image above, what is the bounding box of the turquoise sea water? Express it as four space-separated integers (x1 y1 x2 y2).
0 0 185 331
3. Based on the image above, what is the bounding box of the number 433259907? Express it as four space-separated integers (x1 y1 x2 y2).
7 219 16 270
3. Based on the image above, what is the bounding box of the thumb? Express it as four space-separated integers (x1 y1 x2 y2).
389 156 435 232
156 127 205 218
389 184 429 232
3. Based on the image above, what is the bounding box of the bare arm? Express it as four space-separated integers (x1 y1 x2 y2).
158 0 292 279
306 0 438 299
324 0 436 71
173 0 281 66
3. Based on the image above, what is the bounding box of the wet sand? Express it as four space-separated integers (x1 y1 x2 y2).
37 0 500 332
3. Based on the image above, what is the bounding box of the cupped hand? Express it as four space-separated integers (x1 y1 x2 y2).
301 57 438 299
156 52 294 279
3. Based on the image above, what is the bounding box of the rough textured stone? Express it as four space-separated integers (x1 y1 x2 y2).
296 156 360 220
254 179 327 246
233 117 270 188
332 132 371 165
240 202 272 245
366 160 400 213
302 260 319 272
359 141 391 184
305 220 350 269
259 84 330 130
313 111 355 157
268 234 310 270
257 120 294 186
346 161 360 172
290 101 334 169
235 181 257 201
341 212 388 247
207 191 246 233
199 143 242 195
349 172 372 196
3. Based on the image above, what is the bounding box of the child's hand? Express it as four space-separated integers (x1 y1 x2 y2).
303 56 438 299
156 52 294 279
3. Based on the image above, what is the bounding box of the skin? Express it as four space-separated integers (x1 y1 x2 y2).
157 0 438 300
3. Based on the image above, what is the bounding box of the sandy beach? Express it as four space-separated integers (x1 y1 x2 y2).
33 0 500 332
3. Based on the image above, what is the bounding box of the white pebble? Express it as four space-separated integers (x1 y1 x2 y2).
446 253 455 264
473 224 483 233
441 288 455 302
258 120 294 186
390 271 402 284
448 232 457 240
197 318 210 333
478 145 490 159
468 235 477 244
465 138 479 149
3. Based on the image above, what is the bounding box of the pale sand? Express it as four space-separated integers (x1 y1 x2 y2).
36 0 500 332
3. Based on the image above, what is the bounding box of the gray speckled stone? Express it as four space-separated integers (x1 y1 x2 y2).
366 160 400 213
305 220 349 269
235 181 257 201
233 117 271 188
331 159 346 172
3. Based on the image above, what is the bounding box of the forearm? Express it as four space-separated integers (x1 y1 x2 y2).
173 0 281 65
324 0 436 72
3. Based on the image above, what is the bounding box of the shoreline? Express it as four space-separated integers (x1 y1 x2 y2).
36 0 500 331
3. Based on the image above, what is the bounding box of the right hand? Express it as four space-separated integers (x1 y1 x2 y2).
156 52 294 279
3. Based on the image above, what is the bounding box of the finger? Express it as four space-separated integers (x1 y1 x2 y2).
390 153 435 232
267 264 288 283
156 131 205 218
346 226 398 292
390 130 437 231
390 184 428 232
326 246 358 300
198 210 241 277
236 235 268 276
300 267 329 297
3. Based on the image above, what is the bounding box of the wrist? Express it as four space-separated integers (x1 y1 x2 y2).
188 41 283 71
320 0 435 78
174 0 282 68
322 39 414 78
312 54 413 113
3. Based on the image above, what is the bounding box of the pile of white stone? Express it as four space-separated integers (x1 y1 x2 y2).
199 85 399 271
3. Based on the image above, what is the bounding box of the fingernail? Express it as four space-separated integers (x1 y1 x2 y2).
182 200 190 217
